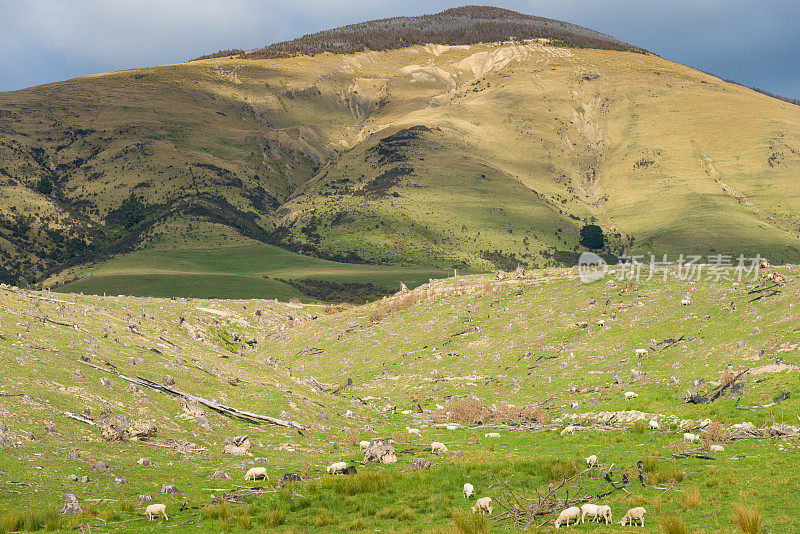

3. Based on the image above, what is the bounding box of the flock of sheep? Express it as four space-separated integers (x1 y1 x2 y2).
554 504 646 528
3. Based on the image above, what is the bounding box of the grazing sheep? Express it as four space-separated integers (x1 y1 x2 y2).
431 441 448 455
406 427 421 436
624 391 638 400
326 461 348 474
484 432 501 438
681 297 691 306
145 503 168 521
683 432 699 442
585 454 598 467
649 420 660 430
446 425 458 431
596 319 605 327
471 497 493 515
634 348 648 357
359 440 370 450
560 425 576 436
709 444 725 452
463 482 474 498
619 507 646 526
554 506 581 528
244 467 268 481
581 503 611 524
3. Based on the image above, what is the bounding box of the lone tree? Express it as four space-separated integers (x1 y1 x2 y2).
579 224 605 250
120 192 146 228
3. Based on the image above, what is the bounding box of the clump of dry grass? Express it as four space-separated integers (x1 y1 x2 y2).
522 404 549 423
681 486 701 508
720 368 735 387
660 514 689 534
368 308 386 323
703 422 728 443
446 400 490 424
388 292 418 313
732 505 762 534
343 430 359 447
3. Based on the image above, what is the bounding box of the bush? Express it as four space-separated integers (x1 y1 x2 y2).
732 505 762 534
579 224 605 249
36 175 53 195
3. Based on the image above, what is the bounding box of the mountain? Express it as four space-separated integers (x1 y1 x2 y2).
0 6 799 298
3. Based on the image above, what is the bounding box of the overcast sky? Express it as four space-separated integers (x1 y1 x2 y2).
1 1 798 98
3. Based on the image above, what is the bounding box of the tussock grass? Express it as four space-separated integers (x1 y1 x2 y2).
732 505 762 534
661 513 690 534
681 486 701 508
452 509 490 534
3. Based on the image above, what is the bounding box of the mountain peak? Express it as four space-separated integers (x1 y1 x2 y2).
194 5 645 61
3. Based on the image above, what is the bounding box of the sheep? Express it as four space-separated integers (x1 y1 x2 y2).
596 319 605 328
709 444 725 452
683 432 699 442
484 432 501 438
446 425 458 431
634 348 648 357
560 425 576 436
463 482 474 498
145 503 168 521
619 507 646 526
431 441 448 455
680 297 691 306
649 420 660 430
359 440 370 450
624 391 638 400
580 503 611 524
244 467 268 481
406 427 421 436
585 454 598 468
554 506 580 528
471 497 493 515
326 461 348 474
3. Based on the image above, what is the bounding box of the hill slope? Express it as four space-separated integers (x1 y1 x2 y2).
0 266 798 530
0 7 799 295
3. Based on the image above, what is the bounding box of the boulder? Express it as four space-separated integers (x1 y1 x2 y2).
113 477 128 485
409 458 431 470
137 458 154 467
207 470 231 480
163 375 175 386
138 494 153 503
128 419 157 441
61 494 82 515
91 461 110 471
363 438 397 464
447 450 465 459
223 436 252 456
160 484 181 495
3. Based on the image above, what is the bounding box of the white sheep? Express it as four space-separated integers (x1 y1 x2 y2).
619 507 646 526
244 467 268 481
431 441 448 455
634 348 648 357
624 391 638 400
359 440 370 450
680 297 691 306
580 503 611 524
326 461 348 474
145 503 168 521
683 432 699 442
484 432 501 438
596 319 605 327
463 482 474 498
585 454 598 467
471 497 493 514
406 427 421 436
554 506 581 528
709 444 725 452
560 425 576 436
649 420 660 430
446 425 458 431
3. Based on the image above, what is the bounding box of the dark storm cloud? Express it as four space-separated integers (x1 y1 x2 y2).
1 0 797 98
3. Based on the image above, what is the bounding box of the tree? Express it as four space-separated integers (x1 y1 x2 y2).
35 175 53 195
579 224 604 250
120 192 146 228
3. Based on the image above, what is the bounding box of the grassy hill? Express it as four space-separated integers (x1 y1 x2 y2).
1 6 799 299
0 265 798 531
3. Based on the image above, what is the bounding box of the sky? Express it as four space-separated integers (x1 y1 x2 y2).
1 0 798 99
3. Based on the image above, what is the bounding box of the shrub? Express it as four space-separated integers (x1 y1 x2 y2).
579 224 605 249
369 307 386 323
447 400 489 424
522 404 549 423
660 514 689 534
732 505 762 534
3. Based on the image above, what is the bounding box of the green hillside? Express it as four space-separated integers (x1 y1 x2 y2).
0 265 797 531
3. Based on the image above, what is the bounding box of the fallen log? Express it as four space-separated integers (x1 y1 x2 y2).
736 392 790 410
63 412 97 426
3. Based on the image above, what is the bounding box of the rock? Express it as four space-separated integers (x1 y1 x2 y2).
137 458 154 467
127 384 140 393
163 375 175 386
447 451 464 459
68 451 81 459
100 377 112 387
281 473 302 483
197 417 212 430
223 436 252 456
61 494 83 515
668 376 679 386
79 476 89 483
74 370 84 378
160 484 181 495
363 438 397 464
92 461 110 471
630 369 642 382
409 458 431 470
207 470 231 480
138 494 153 503
128 357 136 366
362 425 374 433
113 477 128 485
128 419 157 440
68 474 78 481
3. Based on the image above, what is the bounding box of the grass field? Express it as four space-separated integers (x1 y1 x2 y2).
1 264 798 532
53 242 450 301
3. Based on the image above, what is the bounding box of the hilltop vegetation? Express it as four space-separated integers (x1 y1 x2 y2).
1 6 799 298
0 265 799 531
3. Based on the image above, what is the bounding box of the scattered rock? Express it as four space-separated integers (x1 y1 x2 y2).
92 461 110 472
207 470 231 480
447 450 464 459
61 494 83 515
364 438 397 464
138 494 153 503
100 377 112 387
137 458 154 467
163 375 175 386
409 458 431 470
113 477 128 485
68 474 78 481
79 476 89 483
281 473 302 484
67 451 81 459
160 484 181 495
223 436 252 456
668 376 679 386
